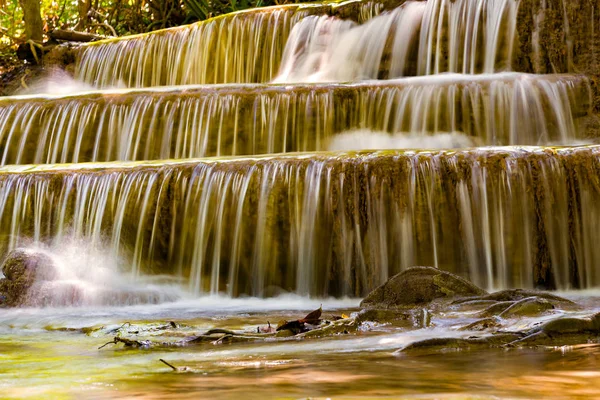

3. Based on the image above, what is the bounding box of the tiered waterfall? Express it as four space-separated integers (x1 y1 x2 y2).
1 0 599 296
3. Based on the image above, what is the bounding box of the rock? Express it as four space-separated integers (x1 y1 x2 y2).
360 266 487 308
506 312 600 347
0 248 178 307
2 248 58 283
450 299 499 312
455 289 576 308
0 248 61 307
356 308 412 325
498 297 554 319
476 301 515 318
459 318 502 331
397 333 521 355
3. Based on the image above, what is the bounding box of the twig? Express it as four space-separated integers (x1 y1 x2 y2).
159 358 178 371
89 22 117 37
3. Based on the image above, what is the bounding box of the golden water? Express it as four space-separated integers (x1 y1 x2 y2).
2 296 600 399
0 74 591 165
75 0 521 88
2 147 599 296
75 1 387 88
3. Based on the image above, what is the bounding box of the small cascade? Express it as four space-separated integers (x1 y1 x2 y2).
0 74 590 165
1 147 599 296
275 0 519 82
75 1 389 88
74 0 521 88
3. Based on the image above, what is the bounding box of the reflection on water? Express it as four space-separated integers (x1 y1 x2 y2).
1 296 600 399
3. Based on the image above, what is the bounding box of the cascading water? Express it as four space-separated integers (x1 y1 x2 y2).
0 0 598 302
73 0 521 88
274 0 519 82
0 74 591 165
1 147 599 296
3 0 600 396
75 1 389 88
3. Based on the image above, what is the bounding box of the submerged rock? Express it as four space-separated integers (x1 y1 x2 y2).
498 297 555 319
397 333 521 355
458 317 502 331
454 289 576 307
360 266 487 308
356 308 412 325
476 301 515 318
507 312 600 347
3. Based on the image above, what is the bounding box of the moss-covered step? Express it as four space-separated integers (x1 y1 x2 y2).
1 146 599 296
58 0 599 87
65 0 403 88
0 73 591 165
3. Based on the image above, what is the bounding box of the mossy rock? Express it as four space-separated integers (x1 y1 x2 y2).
397 333 521 355
0 248 61 307
455 289 577 309
360 266 487 308
498 297 555 319
459 318 502 331
507 312 600 347
2 248 58 283
476 301 516 318
356 308 412 325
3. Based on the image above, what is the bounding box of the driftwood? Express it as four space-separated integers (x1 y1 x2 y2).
49 29 105 42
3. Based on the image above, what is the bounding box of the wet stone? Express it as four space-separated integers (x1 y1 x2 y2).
456 289 576 308
459 318 502 331
2 248 58 283
360 266 487 308
476 301 516 318
356 308 412 325
397 333 521 355
0 249 62 307
498 297 555 319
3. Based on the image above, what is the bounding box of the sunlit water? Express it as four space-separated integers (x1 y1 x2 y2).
2 293 600 399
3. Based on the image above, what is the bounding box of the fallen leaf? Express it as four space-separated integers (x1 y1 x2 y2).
276 320 305 334
300 305 322 325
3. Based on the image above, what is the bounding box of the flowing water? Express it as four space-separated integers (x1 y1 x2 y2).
75 0 389 88
3 0 600 397
2 147 600 296
2 294 600 399
0 74 591 165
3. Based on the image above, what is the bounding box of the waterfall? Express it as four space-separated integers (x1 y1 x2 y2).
74 0 521 88
1 147 599 296
0 74 590 165
275 0 521 82
1 0 598 300
74 1 388 88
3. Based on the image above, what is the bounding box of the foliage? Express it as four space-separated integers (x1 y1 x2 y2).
0 0 311 75
183 0 295 20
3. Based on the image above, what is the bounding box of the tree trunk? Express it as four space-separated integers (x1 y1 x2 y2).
18 0 43 42
76 0 92 30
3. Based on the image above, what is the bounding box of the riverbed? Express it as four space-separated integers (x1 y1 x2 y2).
2 294 600 399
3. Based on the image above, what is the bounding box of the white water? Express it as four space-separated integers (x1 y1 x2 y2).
0 294 359 331
1 241 182 307
16 69 101 96
327 130 479 150
275 0 520 83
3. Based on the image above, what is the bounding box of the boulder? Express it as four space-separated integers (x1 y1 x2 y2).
0 248 61 307
2 248 59 283
0 248 180 307
360 266 487 308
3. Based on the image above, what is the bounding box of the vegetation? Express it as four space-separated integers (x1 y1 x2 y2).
0 0 309 76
